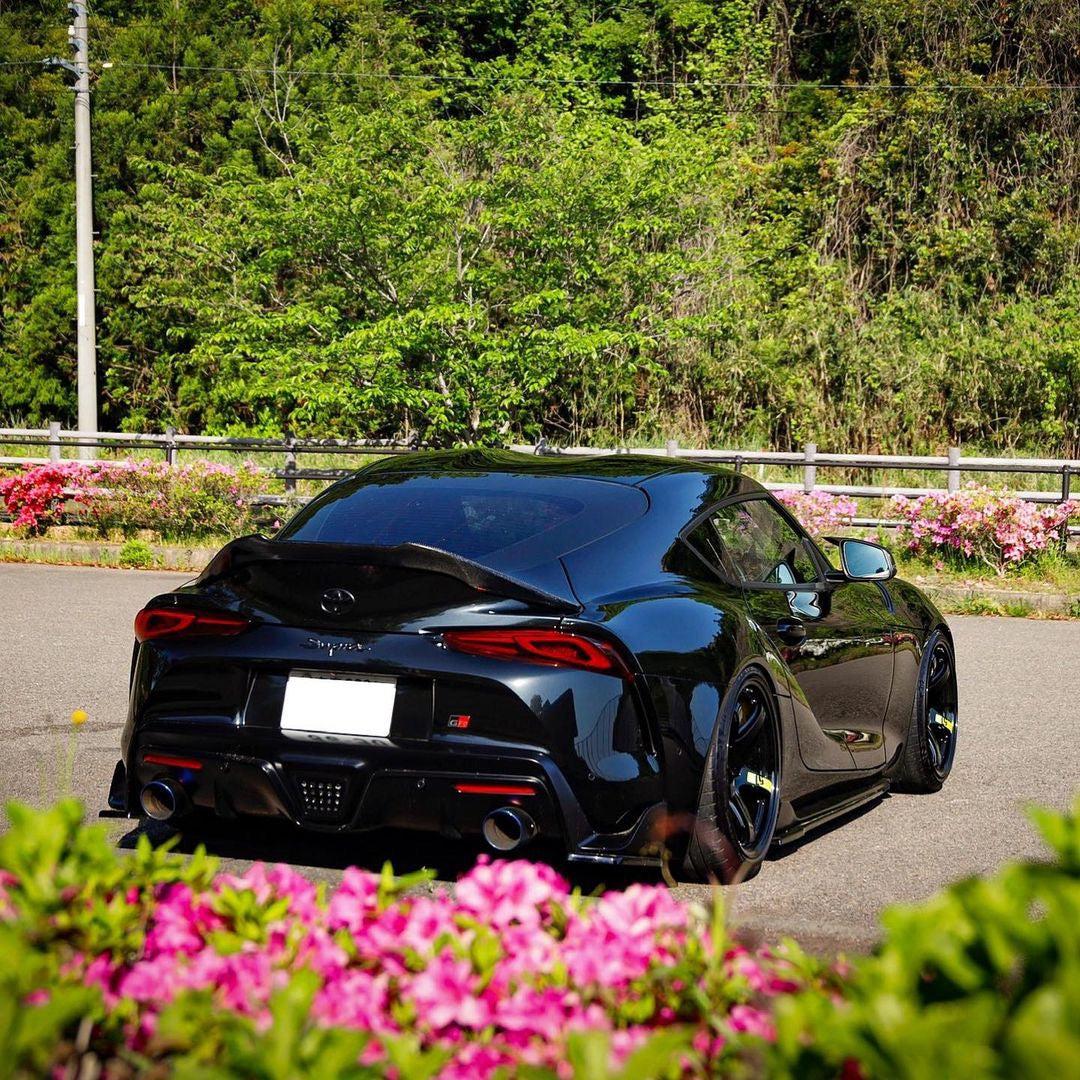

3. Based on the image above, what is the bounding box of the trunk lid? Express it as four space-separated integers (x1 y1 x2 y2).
192 535 579 632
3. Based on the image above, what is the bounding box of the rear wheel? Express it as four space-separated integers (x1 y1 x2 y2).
681 667 782 884
893 630 958 793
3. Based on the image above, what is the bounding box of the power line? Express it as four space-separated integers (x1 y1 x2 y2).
7 55 1077 93
87 60 1080 94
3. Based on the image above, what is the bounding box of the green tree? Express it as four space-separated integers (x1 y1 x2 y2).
1 1 1078 452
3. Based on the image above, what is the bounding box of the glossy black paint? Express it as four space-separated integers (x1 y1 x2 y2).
113 450 951 866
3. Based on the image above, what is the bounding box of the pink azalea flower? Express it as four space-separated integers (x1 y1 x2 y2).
407 952 492 1031
454 856 570 929
143 883 222 959
398 895 458 956
728 1003 776 1042
495 985 575 1042
313 969 391 1030
441 1041 514 1080
327 866 381 933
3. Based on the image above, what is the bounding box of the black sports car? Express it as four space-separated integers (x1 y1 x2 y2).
110 450 957 882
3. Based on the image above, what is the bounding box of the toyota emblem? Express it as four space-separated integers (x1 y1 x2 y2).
320 587 356 615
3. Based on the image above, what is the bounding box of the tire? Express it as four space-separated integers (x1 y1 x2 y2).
893 629 958 793
681 666 782 884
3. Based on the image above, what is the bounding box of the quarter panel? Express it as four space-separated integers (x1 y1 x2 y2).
569 582 807 820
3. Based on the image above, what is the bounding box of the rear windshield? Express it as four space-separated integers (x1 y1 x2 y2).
276 472 647 571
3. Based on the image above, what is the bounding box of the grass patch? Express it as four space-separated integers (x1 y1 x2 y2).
118 538 158 569
934 595 1037 618
893 548 1080 592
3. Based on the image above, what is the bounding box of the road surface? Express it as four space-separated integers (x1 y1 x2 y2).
1 562 1076 952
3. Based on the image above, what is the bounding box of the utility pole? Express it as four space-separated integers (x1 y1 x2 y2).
71 1 97 458
47 2 98 459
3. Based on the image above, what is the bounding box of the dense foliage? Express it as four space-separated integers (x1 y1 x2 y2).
0 796 1076 1077
2 2 1079 452
0 799 827 1078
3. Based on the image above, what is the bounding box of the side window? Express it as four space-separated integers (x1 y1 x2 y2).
689 498 821 587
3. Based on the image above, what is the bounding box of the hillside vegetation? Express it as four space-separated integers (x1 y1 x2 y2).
2 1 1079 452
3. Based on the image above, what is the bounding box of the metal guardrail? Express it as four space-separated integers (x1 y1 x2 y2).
1 427 1078 534
0 425 419 494
511 440 1079 504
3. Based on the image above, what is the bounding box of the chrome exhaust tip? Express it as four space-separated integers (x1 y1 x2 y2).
139 777 189 822
481 806 538 852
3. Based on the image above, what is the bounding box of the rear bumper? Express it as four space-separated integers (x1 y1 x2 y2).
114 725 664 865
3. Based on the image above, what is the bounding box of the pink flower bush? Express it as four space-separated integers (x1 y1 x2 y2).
774 490 857 536
0 462 94 533
890 485 1077 574
2 848 822 1077
0 458 266 538
5 798 1076 1076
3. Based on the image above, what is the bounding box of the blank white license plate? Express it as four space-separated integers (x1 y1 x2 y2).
280 673 396 738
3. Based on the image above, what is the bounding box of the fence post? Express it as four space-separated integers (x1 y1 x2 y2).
48 421 62 462
284 435 297 495
665 439 679 457
1061 465 1073 553
165 426 177 467
802 442 817 493
947 446 961 493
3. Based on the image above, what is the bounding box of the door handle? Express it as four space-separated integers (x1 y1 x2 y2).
775 617 806 645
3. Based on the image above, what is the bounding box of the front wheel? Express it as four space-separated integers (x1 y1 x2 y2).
893 630 958 793
681 667 782 884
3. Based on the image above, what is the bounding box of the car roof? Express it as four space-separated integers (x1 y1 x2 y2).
359 447 750 489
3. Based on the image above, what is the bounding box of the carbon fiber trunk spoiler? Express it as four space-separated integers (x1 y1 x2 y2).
196 535 581 615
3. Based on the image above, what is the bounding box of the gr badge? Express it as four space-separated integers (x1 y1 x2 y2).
447 714 471 730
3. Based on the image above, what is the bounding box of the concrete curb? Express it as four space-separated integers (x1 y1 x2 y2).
922 584 1077 614
0 538 214 571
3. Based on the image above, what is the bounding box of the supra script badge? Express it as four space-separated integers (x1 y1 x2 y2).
300 636 368 658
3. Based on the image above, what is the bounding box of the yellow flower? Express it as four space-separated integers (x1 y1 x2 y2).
70 709 88 727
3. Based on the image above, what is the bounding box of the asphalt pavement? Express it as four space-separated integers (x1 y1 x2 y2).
1 562 1077 953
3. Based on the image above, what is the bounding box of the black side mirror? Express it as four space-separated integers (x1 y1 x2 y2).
826 537 896 581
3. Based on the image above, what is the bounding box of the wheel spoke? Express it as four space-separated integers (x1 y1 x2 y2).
729 766 778 849
733 692 765 745
926 707 955 773
729 790 753 844
926 729 943 769
927 647 952 691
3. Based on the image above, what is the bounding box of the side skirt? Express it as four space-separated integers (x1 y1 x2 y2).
773 779 890 847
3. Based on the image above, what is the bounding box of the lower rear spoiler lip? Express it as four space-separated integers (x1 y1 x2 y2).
196 535 582 615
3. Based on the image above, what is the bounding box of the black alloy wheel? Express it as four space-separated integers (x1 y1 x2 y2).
894 630 958 792
682 667 782 884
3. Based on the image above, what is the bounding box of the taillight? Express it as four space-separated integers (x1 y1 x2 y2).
143 752 203 771
441 628 634 680
134 605 250 643
454 782 536 796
